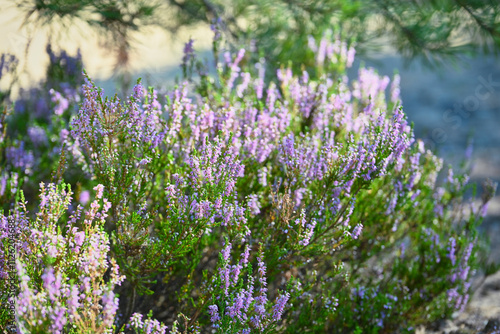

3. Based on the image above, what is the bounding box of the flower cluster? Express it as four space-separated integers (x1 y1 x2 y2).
307 31 356 69
5 141 34 175
161 136 249 243
70 78 164 153
2 183 125 333
123 312 168 334
209 242 290 333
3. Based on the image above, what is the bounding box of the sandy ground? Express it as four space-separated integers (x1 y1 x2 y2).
0 1 213 97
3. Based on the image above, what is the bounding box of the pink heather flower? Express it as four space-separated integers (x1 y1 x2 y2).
74 231 85 247
237 72 251 98
390 73 401 103
142 318 168 334
307 35 317 51
234 49 245 67
102 199 112 212
12 181 127 333
67 285 81 314
316 38 327 65
50 307 67 331
93 184 104 199
109 258 126 286
79 190 90 205
42 267 61 300
254 61 266 99
101 290 119 327
346 46 356 68
128 313 144 328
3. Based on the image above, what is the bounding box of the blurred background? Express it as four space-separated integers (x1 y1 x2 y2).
1 0 500 262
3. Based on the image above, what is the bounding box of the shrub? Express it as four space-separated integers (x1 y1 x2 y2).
0 33 496 333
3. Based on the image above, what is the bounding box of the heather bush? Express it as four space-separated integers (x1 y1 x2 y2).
0 31 496 334
4 184 124 333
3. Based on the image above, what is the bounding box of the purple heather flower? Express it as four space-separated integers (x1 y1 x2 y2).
458 265 470 281
294 188 306 207
211 242 293 331
400 242 406 258
235 49 245 66
28 126 48 147
240 244 250 266
463 242 473 263
447 288 459 303
480 203 489 217
448 237 457 266
133 82 144 100
465 140 474 161
411 189 421 201
208 304 221 323
182 38 195 68
222 243 232 264
272 292 290 321
352 224 363 239
5 142 34 174
247 194 261 215
257 256 267 287
0 173 7 196
299 219 317 247
210 18 222 41
50 89 70 115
